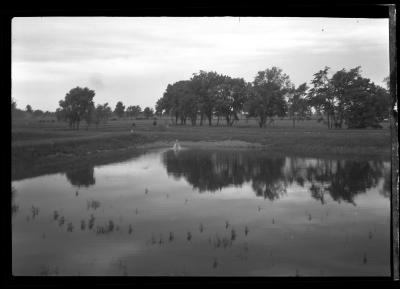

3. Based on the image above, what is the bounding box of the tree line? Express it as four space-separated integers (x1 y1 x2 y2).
155 66 390 129
52 89 154 130
11 65 391 130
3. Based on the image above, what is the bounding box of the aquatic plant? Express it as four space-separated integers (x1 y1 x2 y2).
225 221 230 229
145 188 149 194
368 231 373 239
135 208 139 215
31 206 40 218
151 234 157 245
53 210 59 220
199 223 204 233
67 222 74 232
231 229 236 241
88 214 95 230
87 200 101 210
81 220 86 230
108 220 115 232
363 252 368 264
222 237 231 248
212 258 218 269
169 232 174 242
128 225 133 234
244 225 249 236
58 216 65 226
187 231 192 242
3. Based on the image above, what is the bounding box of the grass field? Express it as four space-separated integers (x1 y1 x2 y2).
11 116 392 181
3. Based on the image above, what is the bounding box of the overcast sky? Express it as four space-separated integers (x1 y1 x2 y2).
12 17 389 112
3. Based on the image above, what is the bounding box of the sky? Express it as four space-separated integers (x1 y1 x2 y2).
12 17 389 112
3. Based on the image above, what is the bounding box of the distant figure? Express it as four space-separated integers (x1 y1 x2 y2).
173 139 181 151
130 122 135 133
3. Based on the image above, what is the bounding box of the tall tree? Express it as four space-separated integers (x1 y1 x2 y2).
190 71 225 126
287 82 310 128
25 105 33 114
307 66 335 128
114 101 125 118
213 77 248 126
58 87 95 130
245 67 291 128
143 107 154 119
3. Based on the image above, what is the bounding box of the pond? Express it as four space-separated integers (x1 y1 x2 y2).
11 148 391 276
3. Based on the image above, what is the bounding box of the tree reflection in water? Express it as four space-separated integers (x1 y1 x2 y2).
162 149 390 205
65 165 95 188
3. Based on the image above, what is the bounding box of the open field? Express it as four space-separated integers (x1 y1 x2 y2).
12 117 392 181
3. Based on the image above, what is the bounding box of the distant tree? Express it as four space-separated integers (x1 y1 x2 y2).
190 71 225 126
213 76 248 126
93 103 112 127
55 108 65 122
287 83 310 128
114 101 125 118
245 67 292 128
58 86 95 130
33 110 44 117
25 105 33 114
126 105 141 119
307 66 335 128
11 98 16 111
143 107 154 119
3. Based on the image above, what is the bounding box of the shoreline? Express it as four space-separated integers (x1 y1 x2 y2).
12 131 391 182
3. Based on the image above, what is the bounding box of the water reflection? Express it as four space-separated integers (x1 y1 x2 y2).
65 165 95 188
162 150 390 205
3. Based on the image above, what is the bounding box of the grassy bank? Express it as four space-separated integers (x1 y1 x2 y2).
12 118 392 181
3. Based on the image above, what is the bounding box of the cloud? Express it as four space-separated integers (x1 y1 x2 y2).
12 17 389 111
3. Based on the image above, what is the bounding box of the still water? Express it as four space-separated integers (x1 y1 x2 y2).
12 148 391 276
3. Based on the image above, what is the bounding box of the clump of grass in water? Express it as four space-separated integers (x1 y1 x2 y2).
368 231 373 239
244 225 249 236
169 232 174 242
212 258 218 269
53 210 59 220
272 218 275 224
31 206 39 218
363 252 368 264
135 208 139 215
187 232 192 242
159 235 164 245
225 221 230 229
81 220 86 230
58 216 65 226
87 200 100 211
308 213 312 221
67 222 74 232
231 229 236 241
222 237 231 249
145 188 149 194
75 190 79 197
128 225 133 235
151 234 157 245
108 220 115 232
88 214 95 230
185 198 188 204
199 223 204 233
257 205 262 212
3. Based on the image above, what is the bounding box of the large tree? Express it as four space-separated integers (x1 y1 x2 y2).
114 101 125 118
190 70 225 126
245 67 292 128
213 76 248 126
143 107 154 119
58 87 95 130
287 82 310 128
